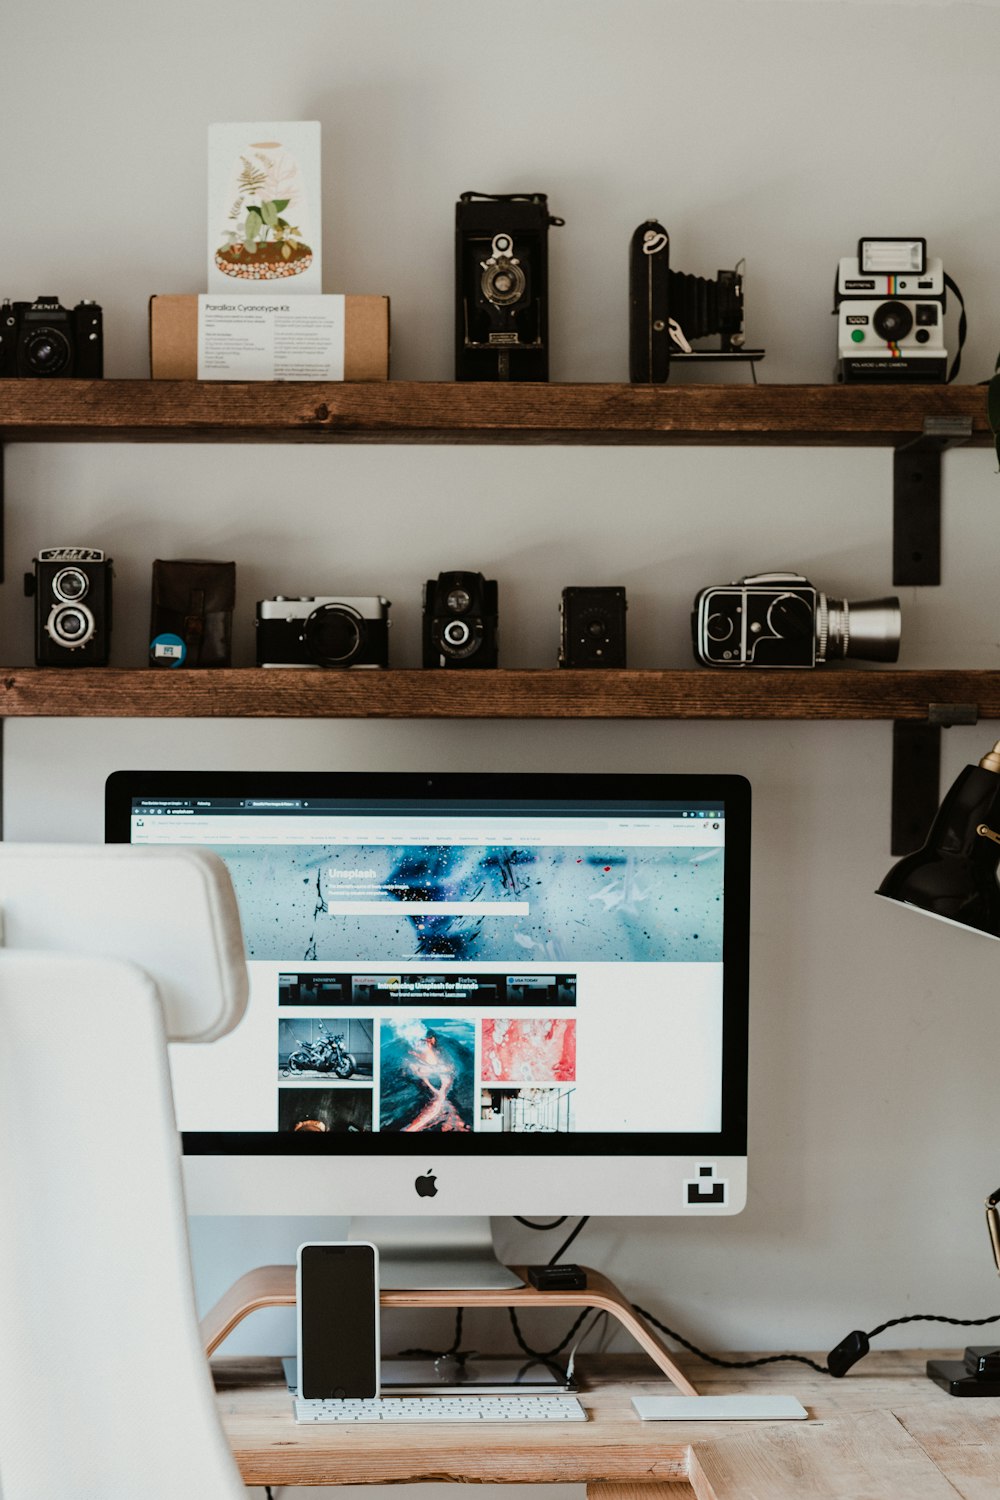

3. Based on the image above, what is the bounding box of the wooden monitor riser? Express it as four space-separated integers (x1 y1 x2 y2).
200 1263 697 1396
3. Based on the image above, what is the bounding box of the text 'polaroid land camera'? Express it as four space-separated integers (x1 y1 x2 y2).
0 296 103 377
834 238 962 383
25 547 113 666
692 572 900 669
455 192 563 381
256 597 390 668
423 571 498 668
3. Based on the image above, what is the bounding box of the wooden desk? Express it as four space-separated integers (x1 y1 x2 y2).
213 1350 996 1497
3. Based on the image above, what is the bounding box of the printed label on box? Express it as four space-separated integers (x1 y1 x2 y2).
197 295 345 380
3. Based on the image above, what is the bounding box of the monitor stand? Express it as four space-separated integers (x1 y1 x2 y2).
349 1215 523 1291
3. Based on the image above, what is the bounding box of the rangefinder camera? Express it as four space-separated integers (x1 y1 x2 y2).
835 238 947 383
24 547 113 666
256 596 390 668
0 295 103 378
692 572 900 668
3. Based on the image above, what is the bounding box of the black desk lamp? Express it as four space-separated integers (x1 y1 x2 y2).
877 738 1000 939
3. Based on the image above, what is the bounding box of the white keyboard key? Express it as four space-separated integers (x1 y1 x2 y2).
294 1394 587 1424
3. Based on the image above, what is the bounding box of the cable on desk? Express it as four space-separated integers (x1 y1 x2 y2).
515 1215 569 1231
633 1303 831 1375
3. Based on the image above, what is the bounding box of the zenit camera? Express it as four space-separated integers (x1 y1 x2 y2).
256 596 390 668
25 547 113 666
455 192 563 381
559 587 627 668
692 572 900 669
423 571 498 668
0 296 103 378
835 239 950 383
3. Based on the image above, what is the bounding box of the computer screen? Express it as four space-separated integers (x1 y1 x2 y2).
106 771 750 1218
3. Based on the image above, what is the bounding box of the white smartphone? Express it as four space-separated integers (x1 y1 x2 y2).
297 1241 380 1400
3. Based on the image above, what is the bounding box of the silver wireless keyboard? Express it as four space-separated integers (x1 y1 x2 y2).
294 1394 587 1423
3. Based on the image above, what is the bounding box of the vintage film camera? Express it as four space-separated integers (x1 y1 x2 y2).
834 238 963 383
629 221 764 383
0 296 103 378
455 192 563 381
423 571 498 668
559 587 627 668
24 547 113 666
256 597 390 668
692 572 900 669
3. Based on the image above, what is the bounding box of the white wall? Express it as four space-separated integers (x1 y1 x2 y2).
7 0 1000 1410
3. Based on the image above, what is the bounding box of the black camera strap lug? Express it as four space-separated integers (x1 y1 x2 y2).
891 703 979 856
892 415 972 587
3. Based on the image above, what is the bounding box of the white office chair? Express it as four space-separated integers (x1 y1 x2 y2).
0 845 253 1500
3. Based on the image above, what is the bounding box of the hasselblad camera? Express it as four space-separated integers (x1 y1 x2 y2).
455 192 563 381
834 238 958 383
692 572 900 669
559 587 627 668
256 597 390 668
0 296 103 378
25 548 113 666
423 571 498 668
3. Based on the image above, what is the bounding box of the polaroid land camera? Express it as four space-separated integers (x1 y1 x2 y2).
835 238 954 383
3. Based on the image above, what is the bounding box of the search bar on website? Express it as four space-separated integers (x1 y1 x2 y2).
324 901 530 916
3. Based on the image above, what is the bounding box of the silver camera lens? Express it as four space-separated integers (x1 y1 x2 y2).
443 619 472 649
819 595 901 663
481 259 526 308
53 566 89 602
46 602 95 649
301 603 364 667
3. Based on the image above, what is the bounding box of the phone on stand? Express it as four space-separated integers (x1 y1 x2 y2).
297 1241 380 1399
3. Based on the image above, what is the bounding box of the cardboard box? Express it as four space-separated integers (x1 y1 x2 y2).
149 294 390 380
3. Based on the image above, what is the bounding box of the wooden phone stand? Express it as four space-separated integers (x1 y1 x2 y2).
201 1263 696 1395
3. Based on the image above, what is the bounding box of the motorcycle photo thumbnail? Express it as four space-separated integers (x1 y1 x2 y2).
278 1017 373 1081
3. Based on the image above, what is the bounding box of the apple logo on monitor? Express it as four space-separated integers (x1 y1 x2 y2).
415 1169 438 1198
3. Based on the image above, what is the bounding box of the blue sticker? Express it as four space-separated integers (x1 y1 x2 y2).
150 632 187 668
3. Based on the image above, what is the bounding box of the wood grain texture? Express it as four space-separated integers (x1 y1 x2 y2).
0 379 989 445
3 666 1000 720
213 1350 991 1493
200 1264 696 1394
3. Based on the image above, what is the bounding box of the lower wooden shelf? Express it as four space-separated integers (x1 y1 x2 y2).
0 666 998 719
200 1263 697 1394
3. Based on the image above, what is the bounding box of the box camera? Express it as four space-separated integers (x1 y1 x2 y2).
256 597 390 668
834 239 956 383
559 587 627 668
692 572 900 669
423 571 498 668
0 296 103 378
629 221 763 383
455 192 563 381
24 547 113 666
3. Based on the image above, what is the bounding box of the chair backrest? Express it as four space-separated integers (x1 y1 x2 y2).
0 846 250 1500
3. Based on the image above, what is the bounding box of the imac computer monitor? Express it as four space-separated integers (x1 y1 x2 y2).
107 771 750 1286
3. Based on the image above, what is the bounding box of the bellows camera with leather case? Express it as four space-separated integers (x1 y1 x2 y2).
423 571 498 668
256 597 390 668
834 238 962 383
455 192 563 382
0 296 103 378
559 587 627 668
692 571 900 668
25 547 113 666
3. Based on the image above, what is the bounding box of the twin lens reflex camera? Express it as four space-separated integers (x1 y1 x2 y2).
0 296 103 378
692 572 901 669
423 571 499 668
25 548 113 666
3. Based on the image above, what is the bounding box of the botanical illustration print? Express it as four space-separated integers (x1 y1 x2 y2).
213 135 314 282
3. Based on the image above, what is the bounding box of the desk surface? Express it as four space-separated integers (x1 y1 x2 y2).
214 1349 998 1497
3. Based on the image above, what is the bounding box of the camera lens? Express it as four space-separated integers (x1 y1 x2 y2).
446 589 471 613
46 603 95 649
481 260 527 308
302 603 364 666
443 619 472 649
53 567 89 602
587 619 607 639
706 612 734 643
24 326 71 376
873 300 913 343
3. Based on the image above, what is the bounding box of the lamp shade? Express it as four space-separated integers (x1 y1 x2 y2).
877 752 1000 939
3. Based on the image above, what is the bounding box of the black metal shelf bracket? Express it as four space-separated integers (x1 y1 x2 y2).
891 703 978 855
893 416 972 586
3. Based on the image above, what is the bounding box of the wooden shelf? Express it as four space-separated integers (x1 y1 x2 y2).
1 667 998 720
0 379 990 446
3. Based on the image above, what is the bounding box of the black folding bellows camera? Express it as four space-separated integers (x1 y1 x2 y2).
455 192 563 381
